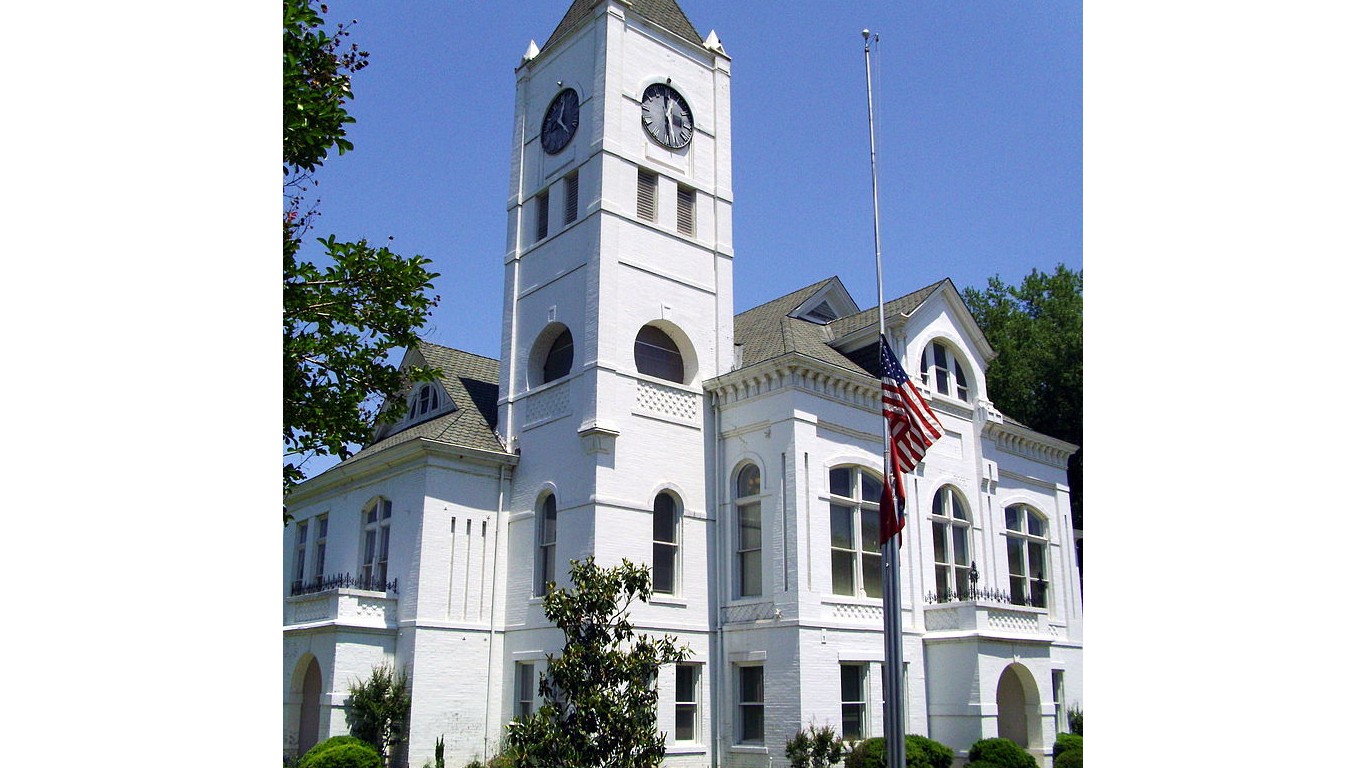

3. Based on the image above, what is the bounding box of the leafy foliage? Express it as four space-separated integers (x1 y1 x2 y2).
300 737 382 768
1052 745 1082 768
785 723 844 768
283 0 441 516
1065 705 1083 736
845 735 954 768
966 738 1038 768
962 265 1082 526
1053 732 1082 758
503 558 691 768
345 663 411 766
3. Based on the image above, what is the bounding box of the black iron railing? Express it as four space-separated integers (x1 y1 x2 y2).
290 573 399 597
924 585 1046 609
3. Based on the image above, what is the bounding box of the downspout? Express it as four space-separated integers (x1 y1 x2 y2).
709 390 724 768
483 463 509 760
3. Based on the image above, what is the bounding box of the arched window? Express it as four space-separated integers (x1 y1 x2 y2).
735 464 762 597
828 466 883 599
542 328 574 383
635 325 685 383
653 493 680 595
920 340 969 401
361 498 392 589
931 486 972 598
536 494 557 597
408 384 438 419
1005 504 1049 608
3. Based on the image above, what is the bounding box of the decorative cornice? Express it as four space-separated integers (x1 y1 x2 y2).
706 353 880 411
982 421 1076 469
286 438 518 507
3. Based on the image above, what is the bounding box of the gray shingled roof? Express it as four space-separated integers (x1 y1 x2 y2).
544 0 703 53
344 341 507 465
732 277 947 378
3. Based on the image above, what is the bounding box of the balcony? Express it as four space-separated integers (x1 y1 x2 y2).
922 592 1052 640
285 573 399 629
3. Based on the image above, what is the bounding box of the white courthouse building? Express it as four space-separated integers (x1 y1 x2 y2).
283 1 1082 766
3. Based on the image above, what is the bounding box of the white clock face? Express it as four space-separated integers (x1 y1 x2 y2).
641 83 693 149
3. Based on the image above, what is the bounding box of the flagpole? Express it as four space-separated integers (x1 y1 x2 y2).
864 29 906 768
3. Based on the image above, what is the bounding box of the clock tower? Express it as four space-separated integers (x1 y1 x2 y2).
497 0 733 630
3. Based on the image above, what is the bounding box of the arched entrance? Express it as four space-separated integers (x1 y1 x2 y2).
299 658 323 754
995 663 1042 749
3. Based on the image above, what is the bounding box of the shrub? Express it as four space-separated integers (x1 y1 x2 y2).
1053 747 1082 768
845 735 953 768
486 754 513 768
785 724 844 768
967 738 1037 768
346 663 411 764
905 735 953 768
299 738 382 768
302 737 369 765
1053 733 1082 758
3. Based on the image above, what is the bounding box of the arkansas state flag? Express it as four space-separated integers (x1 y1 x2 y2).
878 335 943 546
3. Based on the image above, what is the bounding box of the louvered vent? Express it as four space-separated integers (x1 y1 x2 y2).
563 172 579 225
535 190 549 241
637 168 657 221
677 185 695 236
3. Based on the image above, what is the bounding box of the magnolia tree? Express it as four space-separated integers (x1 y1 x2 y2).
504 558 690 768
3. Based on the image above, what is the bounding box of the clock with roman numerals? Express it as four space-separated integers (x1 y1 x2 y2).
641 82 693 149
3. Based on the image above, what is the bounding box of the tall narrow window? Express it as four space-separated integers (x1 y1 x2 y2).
653 493 679 595
563 171 579 225
361 499 392 589
920 341 969 400
292 519 309 592
828 467 884 599
312 514 328 583
535 190 550 241
542 329 574 384
1006 504 1050 608
637 168 657 221
536 495 557 596
675 663 701 742
931 487 972 598
737 665 764 744
735 464 762 598
676 185 695 236
515 662 536 720
840 663 867 740
634 325 685 383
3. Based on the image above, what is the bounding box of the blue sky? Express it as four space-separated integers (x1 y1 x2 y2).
302 1 1081 360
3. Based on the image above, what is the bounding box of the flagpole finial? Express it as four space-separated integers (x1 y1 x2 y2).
862 28 871 39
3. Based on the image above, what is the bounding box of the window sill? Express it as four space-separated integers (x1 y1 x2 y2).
666 745 706 755
650 594 687 608
730 744 769 754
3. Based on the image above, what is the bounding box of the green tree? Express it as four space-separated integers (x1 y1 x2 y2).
786 724 844 768
283 0 440 516
962 265 1082 527
504 557 691 768
345 662 411 767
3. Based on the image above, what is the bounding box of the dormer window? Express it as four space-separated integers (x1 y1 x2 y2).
920 341 969 401
407 384 439 420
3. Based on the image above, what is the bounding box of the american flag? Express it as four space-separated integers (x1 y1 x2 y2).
879 335 944 546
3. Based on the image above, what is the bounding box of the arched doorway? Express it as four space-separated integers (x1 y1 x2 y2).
299 658 323 754
995 663 1042 749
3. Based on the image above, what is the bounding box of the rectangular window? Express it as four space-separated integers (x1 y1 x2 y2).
313 514 328 583
675 663 701 742
840 664 866 740
737 665 764 744
738 501 761 597
653 495 678 595
676 185 695 236
292 519 309 592
362 499 392 589
536 496 558 597
515 662 536 720
637 168 657 221
535 190 550 240
563 171 579 225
